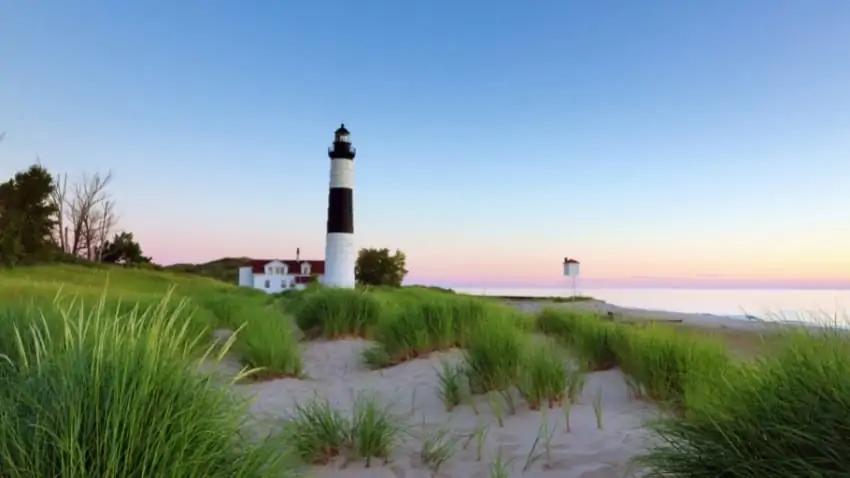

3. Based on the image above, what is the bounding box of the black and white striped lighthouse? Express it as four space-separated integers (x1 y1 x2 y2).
324 123 356 288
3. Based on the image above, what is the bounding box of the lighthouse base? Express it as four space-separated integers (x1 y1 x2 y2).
324 233 356 288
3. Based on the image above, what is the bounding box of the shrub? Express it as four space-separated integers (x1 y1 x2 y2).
0 294 293 478
639 326 850 477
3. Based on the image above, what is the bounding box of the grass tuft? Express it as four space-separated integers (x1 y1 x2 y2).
349 392 403 467
0 291 293 478
535 308 621 370
281 392 403 468
280 396 350 464
434 358 465 411
419 426 461 476
638 325 850 477
463 318 524 394
292 288 383 339
515 338 567 410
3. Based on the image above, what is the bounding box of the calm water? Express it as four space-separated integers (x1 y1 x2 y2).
454 287 850 318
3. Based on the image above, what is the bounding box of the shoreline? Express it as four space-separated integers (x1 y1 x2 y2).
494 296 824 333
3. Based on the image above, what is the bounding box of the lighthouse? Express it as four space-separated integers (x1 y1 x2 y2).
323 123 357 288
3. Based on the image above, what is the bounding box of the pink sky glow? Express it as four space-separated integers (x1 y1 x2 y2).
145 234 850 290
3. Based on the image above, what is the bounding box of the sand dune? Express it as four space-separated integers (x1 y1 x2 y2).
238 338 658 478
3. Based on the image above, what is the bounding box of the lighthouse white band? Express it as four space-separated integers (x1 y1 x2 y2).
324 233 356 288
329 159 354 189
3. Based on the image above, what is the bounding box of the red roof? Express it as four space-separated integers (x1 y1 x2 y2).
563 257 580 264
246 259 325 275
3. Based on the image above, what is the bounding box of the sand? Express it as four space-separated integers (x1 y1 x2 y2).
227 338 658 478
506 298 799 332
213 299 793 476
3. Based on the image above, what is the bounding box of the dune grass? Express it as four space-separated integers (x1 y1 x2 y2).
515 338 569 410
0 291 295 478
535 308 622 370
639 326 850 477
535 308 736 407
534 306 850 477
0 264 303 378
284 286 531 369
10 264 849 477
280 393 403 467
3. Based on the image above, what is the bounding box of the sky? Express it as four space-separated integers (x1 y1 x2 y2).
2 1 850 289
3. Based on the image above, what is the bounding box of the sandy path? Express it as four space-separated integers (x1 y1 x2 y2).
236 339 657 478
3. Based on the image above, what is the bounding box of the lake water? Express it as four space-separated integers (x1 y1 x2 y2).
453 287 850 318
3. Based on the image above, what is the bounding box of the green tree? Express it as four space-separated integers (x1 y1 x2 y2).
0 164 58 265
355 247 408 287
101 231 151 265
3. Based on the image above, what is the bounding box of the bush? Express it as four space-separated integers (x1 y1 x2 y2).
639 327 850 477
0 293 293 478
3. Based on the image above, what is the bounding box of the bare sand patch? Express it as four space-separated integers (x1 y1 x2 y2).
237 339 657 477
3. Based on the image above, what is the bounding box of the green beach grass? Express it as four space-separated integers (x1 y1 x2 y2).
534 306 850 477
0 290 295 477
0 264 303 378
3 264 849 477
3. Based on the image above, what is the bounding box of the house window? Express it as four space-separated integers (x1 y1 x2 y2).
301 263 310 275
281 280 285 289
264 280 270 289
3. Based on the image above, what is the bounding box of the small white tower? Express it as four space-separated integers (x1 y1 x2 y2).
563 257 581 297
323 124 357 288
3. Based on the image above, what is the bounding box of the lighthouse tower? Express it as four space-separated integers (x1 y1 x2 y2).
324 123 357 288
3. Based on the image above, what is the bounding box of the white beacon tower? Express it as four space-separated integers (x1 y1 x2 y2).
563 257 581 297
323 123 357 288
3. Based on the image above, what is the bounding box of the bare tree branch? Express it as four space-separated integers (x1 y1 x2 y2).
49 172 69 252
66 171 115 260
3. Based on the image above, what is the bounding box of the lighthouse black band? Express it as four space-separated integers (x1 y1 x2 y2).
326 188 354 233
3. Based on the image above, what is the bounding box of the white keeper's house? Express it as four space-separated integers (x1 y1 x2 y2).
238 249 324 293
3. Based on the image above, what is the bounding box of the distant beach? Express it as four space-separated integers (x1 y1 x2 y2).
457 287 850 326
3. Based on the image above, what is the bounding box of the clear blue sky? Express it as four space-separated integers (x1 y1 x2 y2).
3 1 850 288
